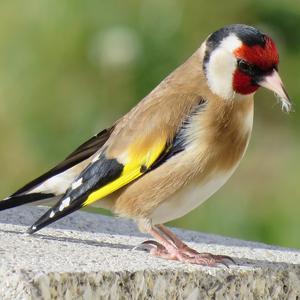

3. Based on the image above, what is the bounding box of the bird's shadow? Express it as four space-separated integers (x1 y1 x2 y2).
0 229 133 251
0 229 297 273
1 228 300 272
0 205 300 264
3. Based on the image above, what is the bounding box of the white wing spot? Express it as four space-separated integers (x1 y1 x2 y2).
49 211 55 218
72 178 83 190
32 225 36 230
59 197 71 211
92 154 100 163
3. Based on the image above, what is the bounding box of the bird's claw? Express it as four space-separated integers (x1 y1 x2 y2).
133 240 167 253
176 245 235 267
183 253 234 267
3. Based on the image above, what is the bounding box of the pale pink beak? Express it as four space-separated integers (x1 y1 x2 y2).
258 70 292 112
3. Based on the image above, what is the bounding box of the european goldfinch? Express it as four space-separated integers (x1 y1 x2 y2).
1 24 291 266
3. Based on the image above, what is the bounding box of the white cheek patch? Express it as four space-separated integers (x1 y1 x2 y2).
206 35 242 100
221 34 243 52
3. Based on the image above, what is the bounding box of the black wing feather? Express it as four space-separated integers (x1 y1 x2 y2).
28 153 123 233
0 193 55 211
12 126 114 196
0 126 114 213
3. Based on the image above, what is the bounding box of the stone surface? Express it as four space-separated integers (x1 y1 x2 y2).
0 206 299 299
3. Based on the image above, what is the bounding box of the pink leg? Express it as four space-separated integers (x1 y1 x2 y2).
156 224 190 249
142 225 234 266
157 224 234 264
146 227 186 260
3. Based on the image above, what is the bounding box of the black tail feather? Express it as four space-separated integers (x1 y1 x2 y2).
0 193 55 211
27 196 84 234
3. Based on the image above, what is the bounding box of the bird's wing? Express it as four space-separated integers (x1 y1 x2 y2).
28 94 206 233
0 127 114 211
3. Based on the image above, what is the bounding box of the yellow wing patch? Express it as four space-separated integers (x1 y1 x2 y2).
83 138 166 206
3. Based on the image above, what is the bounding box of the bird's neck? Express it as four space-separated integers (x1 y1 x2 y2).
204 95 254 171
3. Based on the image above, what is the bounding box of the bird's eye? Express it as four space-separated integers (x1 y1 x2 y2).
238 60 253 74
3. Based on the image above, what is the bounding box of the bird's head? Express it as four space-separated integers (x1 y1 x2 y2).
203 24 291 112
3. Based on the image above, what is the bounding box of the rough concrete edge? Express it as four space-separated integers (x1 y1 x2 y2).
0 268 34 300
24 264 300 299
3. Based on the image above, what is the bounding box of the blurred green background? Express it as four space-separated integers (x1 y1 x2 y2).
0 0 299 248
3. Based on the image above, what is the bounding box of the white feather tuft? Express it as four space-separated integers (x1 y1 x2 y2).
274 93 292 113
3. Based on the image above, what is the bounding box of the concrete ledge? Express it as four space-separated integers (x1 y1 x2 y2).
0 207 299 299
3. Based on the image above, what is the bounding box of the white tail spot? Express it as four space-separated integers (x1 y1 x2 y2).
72 178 83 190
59 197 71 211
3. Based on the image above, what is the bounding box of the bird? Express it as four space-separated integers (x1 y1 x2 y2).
0 24 291 266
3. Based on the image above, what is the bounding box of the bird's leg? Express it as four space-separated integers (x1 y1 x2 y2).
157 224 234 264
143 225 234 266
142 227 180 260
156 224 191 251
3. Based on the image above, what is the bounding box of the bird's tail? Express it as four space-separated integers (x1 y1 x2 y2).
0 192 55 211
0 127 113 214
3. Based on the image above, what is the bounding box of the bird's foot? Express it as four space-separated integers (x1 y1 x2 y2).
178 244 235 266
140 240 234 267
176 250 233 267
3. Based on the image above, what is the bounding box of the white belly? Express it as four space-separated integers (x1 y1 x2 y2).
150 169 236 225
149 104 254 225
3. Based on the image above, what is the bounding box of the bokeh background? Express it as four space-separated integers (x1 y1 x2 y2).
0 0 299 248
